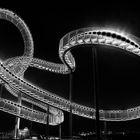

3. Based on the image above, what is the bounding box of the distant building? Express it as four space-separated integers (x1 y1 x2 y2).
18 127 30 139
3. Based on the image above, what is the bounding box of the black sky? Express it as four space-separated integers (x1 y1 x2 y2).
1 0 140 136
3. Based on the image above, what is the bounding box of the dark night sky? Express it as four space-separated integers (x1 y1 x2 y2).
1 0 140 136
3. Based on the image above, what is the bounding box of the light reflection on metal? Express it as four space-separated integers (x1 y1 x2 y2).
0 8 140 122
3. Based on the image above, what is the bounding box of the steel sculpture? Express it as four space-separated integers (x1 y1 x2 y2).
0 8 140 122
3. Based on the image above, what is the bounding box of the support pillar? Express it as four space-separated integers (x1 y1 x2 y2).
30 104 33 137
59 124 62 140
0 83 3 98
69 72 73 140
92 47 100 140
104 121 107 140
14 93 22 139
46 105 49 140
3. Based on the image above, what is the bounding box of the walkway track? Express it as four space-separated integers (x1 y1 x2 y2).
0 8 63 125
0 8 140 122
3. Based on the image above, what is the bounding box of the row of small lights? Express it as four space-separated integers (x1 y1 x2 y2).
1 58 140 121
0 63 63 123
0 98 47 124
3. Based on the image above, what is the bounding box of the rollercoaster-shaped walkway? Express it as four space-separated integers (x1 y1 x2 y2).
0 8 140 123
